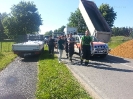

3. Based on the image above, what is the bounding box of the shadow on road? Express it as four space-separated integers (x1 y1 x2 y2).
71 55 133 73
21 50 57 62
90 64 133 72
21 55 39 62
74 53 130 64
105 55 131 63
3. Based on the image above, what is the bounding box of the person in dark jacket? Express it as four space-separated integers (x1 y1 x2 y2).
64 34 69 58
67 33 76 62
48 35 55 55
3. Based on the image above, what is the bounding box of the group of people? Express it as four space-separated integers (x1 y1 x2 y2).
47 30 93 66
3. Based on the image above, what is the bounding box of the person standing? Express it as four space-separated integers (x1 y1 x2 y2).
64 34 69 58
58 36 65 63
67 33 75 62
80 30 94 66
56 36 60 52
48 35 55 55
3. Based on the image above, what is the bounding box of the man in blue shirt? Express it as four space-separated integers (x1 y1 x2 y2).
58 36 65 63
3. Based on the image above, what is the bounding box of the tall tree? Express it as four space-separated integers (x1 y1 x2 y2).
3 1 42 38
67 8 87 33
0 13 4 40
99 4 117 28
57 25 66 32
44 30 53 36
53 29 58 33
67 4 117 32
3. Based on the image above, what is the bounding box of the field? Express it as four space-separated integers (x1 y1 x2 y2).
0 42 17 71
36 47 92 99
108 36 132 49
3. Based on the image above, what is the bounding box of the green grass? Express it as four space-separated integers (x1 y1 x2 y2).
108 36 132 49
36 47 92 99
0 42 17 71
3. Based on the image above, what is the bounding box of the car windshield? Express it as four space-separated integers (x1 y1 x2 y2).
27 35 44 41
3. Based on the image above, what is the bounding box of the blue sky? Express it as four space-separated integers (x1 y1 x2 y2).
0 0 133 34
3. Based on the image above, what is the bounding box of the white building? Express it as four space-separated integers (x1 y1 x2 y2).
64 26 78 35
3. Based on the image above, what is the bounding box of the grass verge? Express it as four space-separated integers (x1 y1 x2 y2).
36 47 92 99
0 42 17 71
108 36 132 49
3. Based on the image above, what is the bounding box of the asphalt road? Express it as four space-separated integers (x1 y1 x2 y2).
57 51 133 99
0 57 38 99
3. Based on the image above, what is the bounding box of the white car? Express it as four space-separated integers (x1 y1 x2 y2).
73 35 110 58
12 34 45 58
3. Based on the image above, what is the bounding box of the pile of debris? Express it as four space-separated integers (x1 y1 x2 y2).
109 40 133 59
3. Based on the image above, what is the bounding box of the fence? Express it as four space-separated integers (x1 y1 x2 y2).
0 35 27 52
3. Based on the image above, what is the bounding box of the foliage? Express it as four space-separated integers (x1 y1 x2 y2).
0 13 4 40
44 25 66 36
67 3 117 32
44 30 53 36
54 25 66 36
108 36 132 49
0 13 9 40
2 1 42 39
57 25 65 32
112 27 133 37
36 46 92 99
2 15 19 39
67 8 87 33
0 42 16 71
99 3 117 28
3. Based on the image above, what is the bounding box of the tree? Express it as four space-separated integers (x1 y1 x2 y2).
57 25 66 32
67 8 87 33
52 25 66 36
44 30 53 36
67 4 117 32
54 29 58 33
3 1 42 38
99 4 117 28
0 12 8 21
0 13 4 40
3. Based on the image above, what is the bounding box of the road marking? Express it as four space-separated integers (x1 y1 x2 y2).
106 59 133 69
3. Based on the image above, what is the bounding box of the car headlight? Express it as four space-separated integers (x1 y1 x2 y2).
105 44 109 48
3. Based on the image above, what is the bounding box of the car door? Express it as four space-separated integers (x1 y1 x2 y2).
74 36 80 53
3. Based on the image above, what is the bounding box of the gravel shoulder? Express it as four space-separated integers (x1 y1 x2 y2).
0 57 38 99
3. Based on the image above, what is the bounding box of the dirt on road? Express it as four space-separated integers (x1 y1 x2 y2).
109 39 133 59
